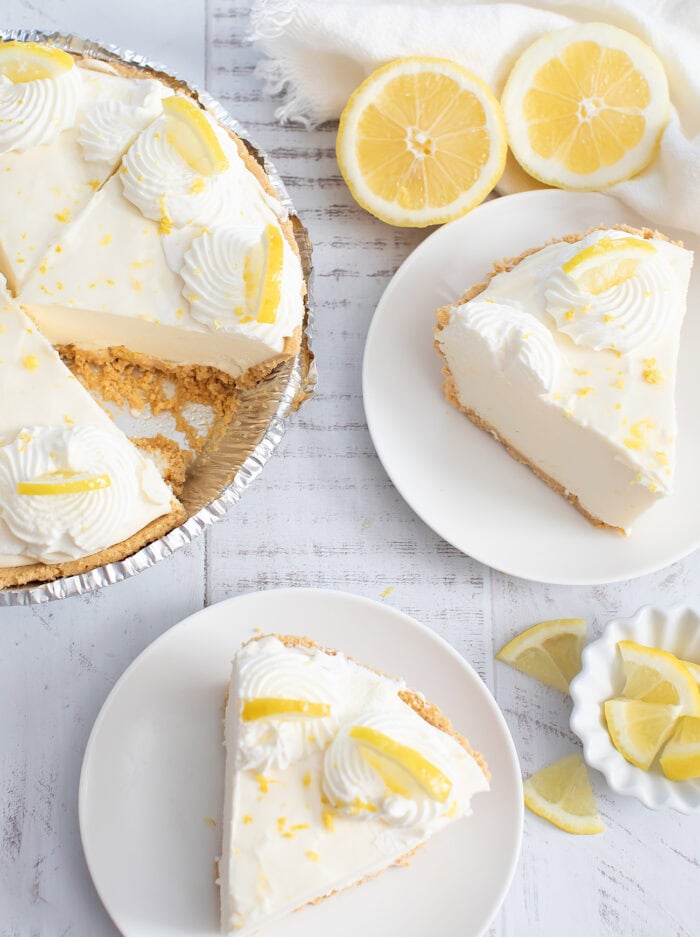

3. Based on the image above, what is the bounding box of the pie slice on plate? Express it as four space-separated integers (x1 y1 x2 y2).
0 288 183 587
220 635 490 935
435 226 693 533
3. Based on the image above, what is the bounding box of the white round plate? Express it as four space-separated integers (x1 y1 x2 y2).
79 588 522 937
363 190 700 585
570 605 700 813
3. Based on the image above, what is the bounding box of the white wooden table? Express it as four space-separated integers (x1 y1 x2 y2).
2 2 699 935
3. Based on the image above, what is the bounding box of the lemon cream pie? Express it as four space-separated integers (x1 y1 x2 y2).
435 226 693 533
0 39 306 588
19 93 305 383
0 288 182 587
220 635 489 935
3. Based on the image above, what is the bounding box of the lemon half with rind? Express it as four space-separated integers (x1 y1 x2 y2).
502 22 670 191
659 716 700 781
523 753 604 834
337 57 507 227
0 41 74 83
496 618 586 693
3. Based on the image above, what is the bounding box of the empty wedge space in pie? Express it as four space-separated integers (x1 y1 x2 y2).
434 226 693 534
0 40 306 587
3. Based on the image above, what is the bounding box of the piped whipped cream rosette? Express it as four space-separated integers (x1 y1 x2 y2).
220 636 489 936
0 424 172 565
435 227 693 533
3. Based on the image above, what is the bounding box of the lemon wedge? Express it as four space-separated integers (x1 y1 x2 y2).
496 618 586 693
523 753 604 834
336 57 507 227
501 22 670 190
0 41 74 83
16 472 111 496
659 716 700 781
605 698 680 770
243 224 284 325
617 641 700 711
241 698 331 721
349 725 452 803
163 96 229 177
563 236 655 294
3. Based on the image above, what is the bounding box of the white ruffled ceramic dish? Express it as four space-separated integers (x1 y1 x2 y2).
570 606 700 813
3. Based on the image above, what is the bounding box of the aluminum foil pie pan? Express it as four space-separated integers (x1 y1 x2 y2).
0 29 315 606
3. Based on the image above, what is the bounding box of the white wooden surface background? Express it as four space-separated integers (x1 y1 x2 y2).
1 1 699 935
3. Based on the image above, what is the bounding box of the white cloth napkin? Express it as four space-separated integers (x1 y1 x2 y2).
250 0 700 234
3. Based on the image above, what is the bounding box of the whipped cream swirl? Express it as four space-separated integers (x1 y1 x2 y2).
235 637 347 772
121 114 238 228
545 249 678 354
460 300 560 394
0 425 171 564
0 65 83 154
322 703 472 831
78 79 169 165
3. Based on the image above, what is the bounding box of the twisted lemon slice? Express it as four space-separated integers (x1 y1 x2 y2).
502 23 670 190
496 618 586 693
660 716 700 781
243 224 284 325
524 753 604 834
563 236 656 294
0 41 74 83
241 698 331 721
16 471 111 496
337 57 507 227
350 725 452 802
163 96 229 177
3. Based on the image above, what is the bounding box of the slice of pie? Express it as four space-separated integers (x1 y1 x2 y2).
435 226 693 533
219 635 489 935
0 41 169 290
0 289 183 587
19 95 305 384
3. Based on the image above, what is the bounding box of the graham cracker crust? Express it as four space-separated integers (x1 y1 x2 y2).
219 633 490 924
434 224 682 535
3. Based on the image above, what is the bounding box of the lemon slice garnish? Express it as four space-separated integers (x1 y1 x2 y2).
0 41 74 83
617 641 700 711
501 23 670 190
605 698 680 770
562 236 656 294
349 725 452 803
336 57 507 227
524 753 604 834
496 618 586 693
163 96 229 177
243 224 284 325
241 698 331 721
659 716 700 781
16 472 111 496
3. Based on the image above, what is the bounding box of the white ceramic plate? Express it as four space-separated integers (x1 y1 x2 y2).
79 588 522 937
363 190 700 585
570 605 700 813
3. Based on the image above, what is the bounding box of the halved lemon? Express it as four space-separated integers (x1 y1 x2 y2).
659 716 700 781
163 96 229 177
336 57 507 227
563 236 655 294
502 23 670 190
605 698 680 770
496 618 586 693
523 753 604 834
617 641 700 710
0 41 74 83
